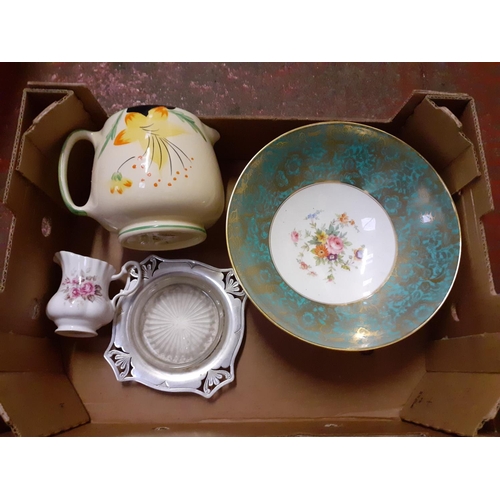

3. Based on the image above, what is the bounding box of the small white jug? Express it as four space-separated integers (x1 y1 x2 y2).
46 251 142 337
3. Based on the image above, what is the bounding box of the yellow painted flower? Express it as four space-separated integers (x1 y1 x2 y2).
114 106 186 171
110 172 132 194
317 231 328 243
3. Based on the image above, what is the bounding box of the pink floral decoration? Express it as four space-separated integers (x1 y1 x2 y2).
60 274 103 303
80 281 95 296
326 235 344 255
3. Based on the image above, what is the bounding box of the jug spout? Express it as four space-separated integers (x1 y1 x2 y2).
202 124 220 146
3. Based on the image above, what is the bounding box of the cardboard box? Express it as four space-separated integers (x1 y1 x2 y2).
0 83 499 437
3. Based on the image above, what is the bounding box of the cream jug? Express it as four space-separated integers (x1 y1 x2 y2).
46 251 142 337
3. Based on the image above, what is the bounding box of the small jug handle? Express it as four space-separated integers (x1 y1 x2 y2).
110 261 143 309
58 129 95 216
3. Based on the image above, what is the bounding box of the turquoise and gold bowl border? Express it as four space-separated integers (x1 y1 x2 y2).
226 122 461 351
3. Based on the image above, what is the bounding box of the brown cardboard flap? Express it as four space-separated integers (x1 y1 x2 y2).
0 172 79 337
1 85 498 437
57 419 445 437
0 333 63 372
389 92 469 137
426 333 500 373
460 101 494 218
0 203 14 294
4 89 71 209
436 187 500 338
27 82 108 125
0 372 89 436
440 147 478 196
16 92 99 207
401 372 500 436
399 97 480 194
0 85 103 337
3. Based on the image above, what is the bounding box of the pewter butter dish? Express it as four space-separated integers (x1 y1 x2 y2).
104 256 247 398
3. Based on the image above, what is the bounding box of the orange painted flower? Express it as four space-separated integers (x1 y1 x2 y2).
339 213 349 224
313 244 329 259
110 172 132 194
114 106 186 171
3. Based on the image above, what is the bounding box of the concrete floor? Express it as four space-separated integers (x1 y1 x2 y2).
1 62 499 286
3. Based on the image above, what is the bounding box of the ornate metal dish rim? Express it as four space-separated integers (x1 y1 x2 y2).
104 255 247 398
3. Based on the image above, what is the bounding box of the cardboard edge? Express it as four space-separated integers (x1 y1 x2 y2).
401 372 500 436
465 99 494 215
27 82 108 125
401 406 500 437
0 402 20 436
174 90 473 123
0 210 15 294
399 96 480 195
388 90 471 127
3 88 72 209
477 216 497 296
10 93 75 208
55 417 447 437
0 372 90 437
426 333 500 373
4 87 29 206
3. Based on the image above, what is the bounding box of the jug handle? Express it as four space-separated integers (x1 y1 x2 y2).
58 129 95 216
110 261 143 309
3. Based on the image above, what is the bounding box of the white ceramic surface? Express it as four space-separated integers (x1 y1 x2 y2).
58 106 225 251
269 182 397 305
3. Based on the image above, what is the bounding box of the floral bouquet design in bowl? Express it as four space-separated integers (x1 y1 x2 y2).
268 182 398 306
291 211 365 283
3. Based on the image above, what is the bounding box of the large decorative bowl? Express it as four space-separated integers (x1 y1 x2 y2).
226 122 461 350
